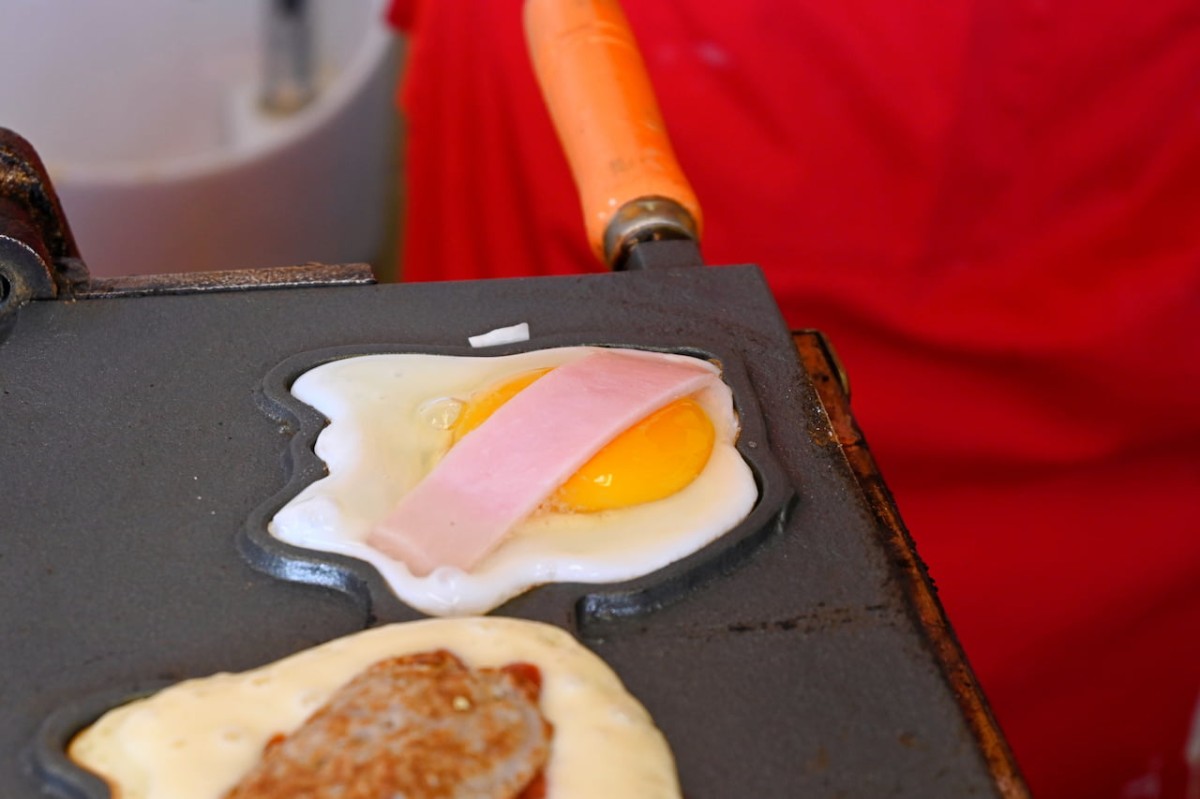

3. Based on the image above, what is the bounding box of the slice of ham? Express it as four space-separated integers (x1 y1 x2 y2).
368 350 718 575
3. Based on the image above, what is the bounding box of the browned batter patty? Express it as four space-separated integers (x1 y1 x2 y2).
223 650 552 799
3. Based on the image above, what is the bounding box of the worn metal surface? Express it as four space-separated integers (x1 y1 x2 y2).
1 266 1023 798
80 263 376 299
0 128 83 319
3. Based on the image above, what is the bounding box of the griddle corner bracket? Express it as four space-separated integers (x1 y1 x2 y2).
0 127 88 330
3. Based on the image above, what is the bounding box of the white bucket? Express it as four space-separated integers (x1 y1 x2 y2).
0 1 397 277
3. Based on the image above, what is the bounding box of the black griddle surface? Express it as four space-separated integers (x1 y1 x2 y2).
1 266 1001 797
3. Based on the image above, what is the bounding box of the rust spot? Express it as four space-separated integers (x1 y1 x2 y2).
807 745 831 773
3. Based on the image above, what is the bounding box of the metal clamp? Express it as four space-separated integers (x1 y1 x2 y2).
604 196 700 271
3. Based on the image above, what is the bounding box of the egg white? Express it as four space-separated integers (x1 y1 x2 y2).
268 347 758 616
69 618 682 799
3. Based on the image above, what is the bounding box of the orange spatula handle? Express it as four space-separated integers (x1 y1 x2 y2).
524 0 702 266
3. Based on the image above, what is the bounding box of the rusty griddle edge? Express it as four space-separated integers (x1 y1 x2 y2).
795 331 1030 798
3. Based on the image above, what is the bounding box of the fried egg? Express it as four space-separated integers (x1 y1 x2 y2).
268 347 757 615
69 618 682 799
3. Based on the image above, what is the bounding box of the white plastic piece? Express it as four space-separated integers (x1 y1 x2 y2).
468 322 531 348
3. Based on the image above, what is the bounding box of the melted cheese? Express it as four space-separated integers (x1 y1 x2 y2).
69 618 681 799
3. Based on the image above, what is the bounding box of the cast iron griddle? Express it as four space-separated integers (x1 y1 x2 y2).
1 265 1016 797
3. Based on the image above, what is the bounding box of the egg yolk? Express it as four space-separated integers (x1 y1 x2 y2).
452 368 715 512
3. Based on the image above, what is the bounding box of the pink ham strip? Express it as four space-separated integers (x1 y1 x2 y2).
367 350 718 575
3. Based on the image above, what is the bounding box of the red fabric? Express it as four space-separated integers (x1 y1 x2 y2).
388 1 1200 796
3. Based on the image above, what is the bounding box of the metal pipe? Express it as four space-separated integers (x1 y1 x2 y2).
260 0 316 115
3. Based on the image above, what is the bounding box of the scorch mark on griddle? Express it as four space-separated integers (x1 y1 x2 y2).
719 603 892 636
582 603 895 642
